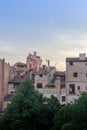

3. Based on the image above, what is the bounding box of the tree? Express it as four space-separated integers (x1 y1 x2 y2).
38 95 60 130
4 80 46 130
61 122 74 130
47 95 60 113
0 80 61 130
52 92 87 130
52 104 72 130
71 92 87 130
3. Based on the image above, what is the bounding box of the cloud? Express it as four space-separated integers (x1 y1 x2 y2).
36 30 87 70
1 29 87 70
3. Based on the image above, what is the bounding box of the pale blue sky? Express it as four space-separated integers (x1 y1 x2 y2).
0 0 87 70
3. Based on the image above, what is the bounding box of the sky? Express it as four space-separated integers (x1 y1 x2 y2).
0 0 87 70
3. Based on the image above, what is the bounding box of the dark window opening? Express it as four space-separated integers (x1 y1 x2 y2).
73 72 78 77
78 86 80 90
13 84 19 88
10 91 15 95
62 96 66 102
69 84 75 94
86 73 87 77
37 83 43 88
39 74 43 77
86 86 87 90
69 61 73 65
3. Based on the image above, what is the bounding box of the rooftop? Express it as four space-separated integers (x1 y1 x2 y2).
14 62 27 67
66 57 87 62
33 68 48 75
54 71 65 76
8 70 30 83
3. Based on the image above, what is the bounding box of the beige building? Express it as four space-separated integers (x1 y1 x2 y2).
34 66 56 89
0 58 12 110
3 62 29 110
33 67 66 104
66 53 87 103
33 66 63 98
54 71 66 104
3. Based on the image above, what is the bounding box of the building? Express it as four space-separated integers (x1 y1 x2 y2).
4 62 30 110
26 51 42 71
33 66 61 98
33 66 56 88
33 67 66 104
2 51 67 109
0 58 12 110
54 71 66 104
4 66 66 109
66 53 87 103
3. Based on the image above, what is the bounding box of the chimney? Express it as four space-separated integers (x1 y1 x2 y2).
33 51 37 56
46 60 50 66
3 58 5 62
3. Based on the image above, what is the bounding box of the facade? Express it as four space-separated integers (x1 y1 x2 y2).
26 51 42 71
66 53 87 103
33 66 63 98
0 59 12 110
14 62 27 72
4 62 30 110
4 66 66 109
8 70 31 96
54 71 66 104
34 66 56 89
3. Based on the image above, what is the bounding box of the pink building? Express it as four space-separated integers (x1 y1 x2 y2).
26 51 42 71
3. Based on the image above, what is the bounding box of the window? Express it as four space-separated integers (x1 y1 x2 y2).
78 86 80 90
10 91 15 95
39 74 43 77
86 73 87 77
37 83 43 88
69 61 73 65
13 84 18 88
86 86 87 90
73 72 78 77
62 96 66 102
69 84 75 94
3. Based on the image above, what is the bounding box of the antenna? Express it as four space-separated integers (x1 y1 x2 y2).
46 59 50 66
46 59 50 77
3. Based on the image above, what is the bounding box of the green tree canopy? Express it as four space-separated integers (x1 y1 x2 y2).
71 92 87 130
0 80 61 130
3 80 46 130
52 104 72 130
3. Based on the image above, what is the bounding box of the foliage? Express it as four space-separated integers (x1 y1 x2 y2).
52 92 87 130
6 80 45 130
71 92 87 130
47 95 60 113
2 80 87 130
61 122 74 130
38 95 60 130
0 80 61 130
52 104 72 130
